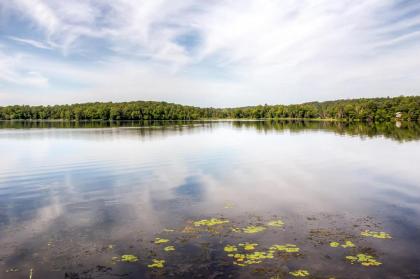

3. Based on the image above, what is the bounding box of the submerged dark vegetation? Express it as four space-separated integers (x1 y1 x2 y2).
101 215 392 278
2 210 396 278
0 96 419 122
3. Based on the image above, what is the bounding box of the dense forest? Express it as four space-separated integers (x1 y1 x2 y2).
0 96 419 122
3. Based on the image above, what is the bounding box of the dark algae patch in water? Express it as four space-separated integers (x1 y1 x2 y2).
0 212 401 278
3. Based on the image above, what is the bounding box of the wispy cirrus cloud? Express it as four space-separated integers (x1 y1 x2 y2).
8 36 53 50
0 0 419 106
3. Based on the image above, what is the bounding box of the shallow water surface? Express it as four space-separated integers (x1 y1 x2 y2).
0 121 419 278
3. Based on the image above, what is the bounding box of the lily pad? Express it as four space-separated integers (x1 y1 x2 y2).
267 220 284 227
341 240 356 248
164 245 175 252
224 243 299 266
224 244 238 252
346 253 382 266
231 251 274 266
148 259 165 268
329 240 355 248
360 230 391 239
239 242 258 250
232 225 266 234
329 242 340 247
269 244 300 253
154 238 170 244
193 218 229 227
289 270 310 277
121 254 139 263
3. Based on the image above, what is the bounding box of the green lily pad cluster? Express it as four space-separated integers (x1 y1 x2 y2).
269 244 300 253
327 232 388 267
164 245 175 252
267 220 284 227
224 243 300 266
154 238 170 244
193 218 230 227
148 259 165 268
232 225 267 234
360 230 392 239
345 254 382 266
230 251 274 266
239 242 258 250
224 244 238 252
289 269 310 277
120 254 139 263
329 240 355 248
106 216 389 275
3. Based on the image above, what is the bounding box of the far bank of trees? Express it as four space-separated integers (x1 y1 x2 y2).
0 96 419 122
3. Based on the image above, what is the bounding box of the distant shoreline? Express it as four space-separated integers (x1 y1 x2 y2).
0 118 341 122
1 96 419 122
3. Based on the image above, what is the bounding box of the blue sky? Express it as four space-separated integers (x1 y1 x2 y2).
0 0 419 107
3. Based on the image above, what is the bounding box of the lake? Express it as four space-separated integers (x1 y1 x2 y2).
0 120 419 279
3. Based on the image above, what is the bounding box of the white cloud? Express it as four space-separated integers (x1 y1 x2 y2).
0 0 419 105
9 36 53 50
0 50 49 87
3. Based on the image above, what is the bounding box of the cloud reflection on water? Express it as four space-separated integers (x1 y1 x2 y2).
0 121 419 277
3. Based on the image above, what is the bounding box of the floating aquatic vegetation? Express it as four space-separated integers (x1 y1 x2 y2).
329 240 355 248
267 220 284 227
29 268 33 279
329 242 340 247
224 243 299 267
121 254 139 263
239 242 258 250
230 251 274 266
232 225 266 234
360 230 392 239
224 244 238 252
164 246 175 252
148 259 165 268
6 268 19 272
269 244 300 253
193 218 229 227
108 244 114 249
163 228 175 232
243 226 266 233
346 254 382 266
154 238 170 244
341 240 356 248
226 246 274 266
289 270 310 277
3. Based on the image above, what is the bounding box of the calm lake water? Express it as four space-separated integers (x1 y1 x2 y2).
0 121 419 279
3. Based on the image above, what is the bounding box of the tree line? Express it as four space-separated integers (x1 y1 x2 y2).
0 96 419 122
